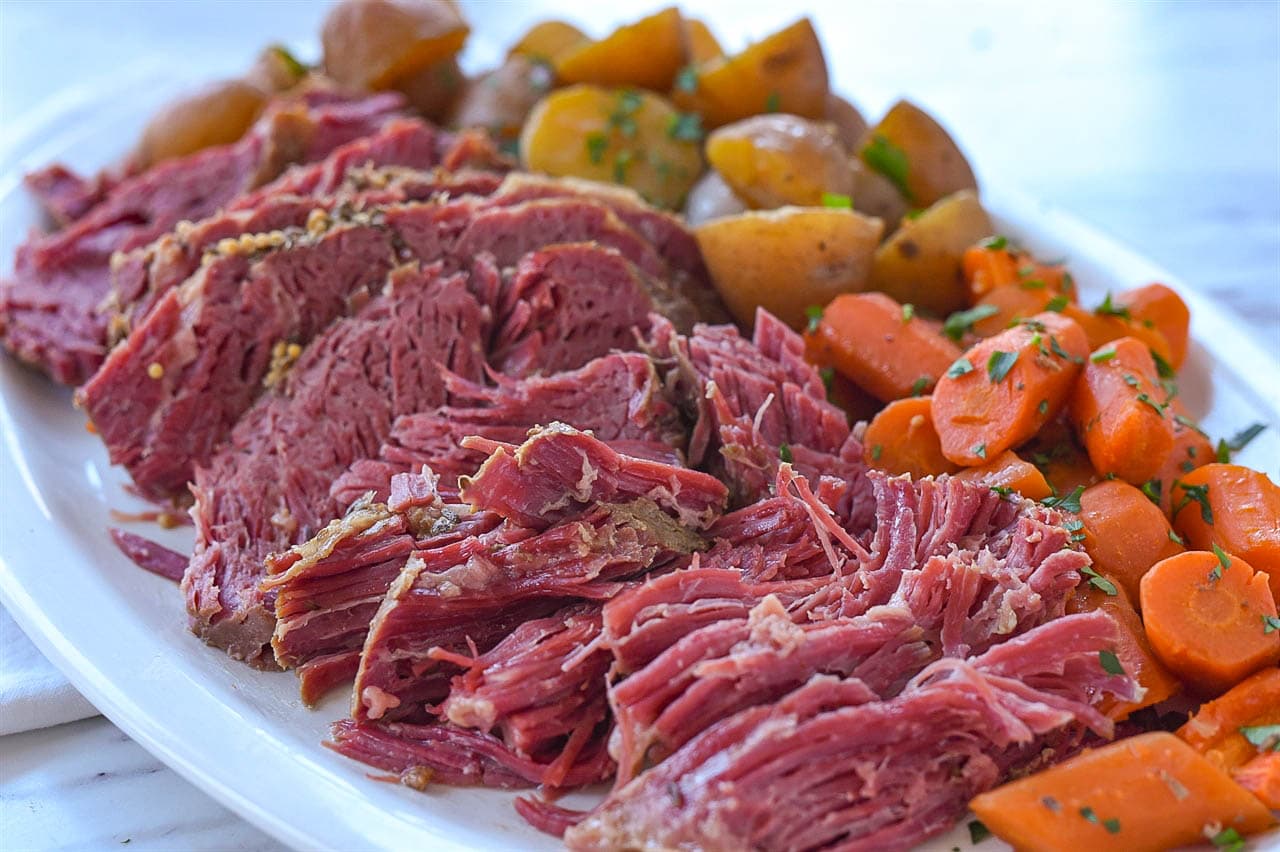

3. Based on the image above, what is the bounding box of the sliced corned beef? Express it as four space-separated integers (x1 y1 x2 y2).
23 163 123 227
1 92 404 384
566 611 1137 852
182 263 488 665
331 351 685 508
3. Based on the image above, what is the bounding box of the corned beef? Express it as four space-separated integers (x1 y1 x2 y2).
1 92 405 384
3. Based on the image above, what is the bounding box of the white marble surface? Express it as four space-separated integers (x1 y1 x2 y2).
0 1 1277 850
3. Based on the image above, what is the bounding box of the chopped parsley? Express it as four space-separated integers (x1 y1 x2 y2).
1168 528 1185 545
911 376 930 397
1080 806 1100 823
1095 292 1131 319
979 235 1008 250
764 91 781 113
991 486 1013 496
901 303 916 323
1037 399 1050 415
1098 650 1125 676
1173 413 1208 437
1050 335 1082 363
1215 439 1232 464
986 350 1020 383
612 149 634 183
269 44 309 79
1240 724 1280 752
821 191 853 209
1042 485 1085 514
947 357 974 379
942 304 999 341
819 366 835 393
862 134 912 201
1209 543 1230 581
1102 818 1121 835
805 305 824 334
1223 422 1267 457
1140 479 1162 504
1265 614 1280 635
1135 392 1167 414
967 820 990 844
1064 518 1087 543
971 443 987 459
585 133 608 164
1045 294 1069 312
666 111 704 142
778 443 793 464
674 65 699 93
1151 350 1176 379
1081 566 1118 595
1210 827 1246 852
1090 347 1117 363
871 444 883 461
1174 481 1213 524
1020 278 1047 290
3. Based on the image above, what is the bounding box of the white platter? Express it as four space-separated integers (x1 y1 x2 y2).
1 72 1277 852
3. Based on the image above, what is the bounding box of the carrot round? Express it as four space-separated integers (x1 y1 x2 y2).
970 284 1058 338
1066 578 1181 720
861 396 959 479
931 311 1088 465
1116 283 1190 369
1060 303 1175 369
1177 667 1280 772
962 241 1071 303
954 449 1052 500
1149 403 1215 517
806 292 962 403
1078 480 1183 606
1069 336 1175 484
969 732 1276 852
1171 464 1280 601
1233 752 1280 810
1139 550 1280 696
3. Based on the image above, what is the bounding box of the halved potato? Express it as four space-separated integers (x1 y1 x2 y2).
683 18 724 64
695 206 883 330
672 18 828 129
867 189 992 315
321 0 469 90
135 80 267 168
825 93 868 153
850 159 910 233
859 99 977 208
553 7 686 92
507 19 587 63
520 85 703 209
684 170 747 225
706 114 854 209
448 55 553 140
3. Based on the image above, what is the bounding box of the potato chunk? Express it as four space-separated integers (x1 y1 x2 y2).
135 80 266 168
859 99 977 208
706 114 854 208
322 0 469 91
448 55 553 142
553 7 686 92
507 19 587 63
694 207 883 330
520 85 703 209
867 190 992 315
673 18 828 129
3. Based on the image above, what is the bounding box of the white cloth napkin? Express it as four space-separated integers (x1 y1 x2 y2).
0 605 99 736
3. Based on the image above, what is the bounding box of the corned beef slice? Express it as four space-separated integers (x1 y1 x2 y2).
566 612 1137 852
182 264 488 665
0 92 404 384
82 198 668 503
24 163 122 227
331 351 685 507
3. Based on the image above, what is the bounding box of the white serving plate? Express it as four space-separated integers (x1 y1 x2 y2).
1 71 1277 852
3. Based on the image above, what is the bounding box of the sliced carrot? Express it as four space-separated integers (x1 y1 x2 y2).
1171 464 1280 601
1116 283 1190 370
1069 337 1175 485
861 396 959 479
1066 578 1181 720
1021 417 1100 497
1233 752 1280 810
969 732 1276 852
970 284 1057 338
1139 550 1280 696
1060 303 1175 369
961 242 1071 303
805 292 962 403
954 449 1052 499
1149 402 1215 517
1178 668 1280 772
1078 479 1184 606
931 312 1088 465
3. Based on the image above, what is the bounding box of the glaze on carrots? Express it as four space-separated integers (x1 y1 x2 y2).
1171 463 1280 601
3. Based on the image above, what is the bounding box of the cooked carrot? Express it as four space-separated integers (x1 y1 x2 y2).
969 732 1276 852
1149 402 1215 517
970 284 1057 338
961 241 1071 303
862 396 960 479
1171 464 1280 601
1061 303 1175 369
1116 283 1190 369
1234 752 1280 810
804 292 962 403
1078 480 1183 605
1139 550 1280 695
954 449 1052 499
931 312 1088 465
1066 578 1181 720
1069 337 1175 485
1021 417 1101 497
1178 667 1280 772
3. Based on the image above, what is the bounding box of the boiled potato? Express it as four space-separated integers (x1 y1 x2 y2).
395 57 466 121
322 0 469 91
246 45 309 94
448 55 553 141
695 207 883 330
507 19 587 62
825 93 868 153
520 85 703 209
867 189 992 315
135 80 267 168
683 18 724 64
859 99 977 208
706 114 853 208
673 18 828 129
850 159 910 233
554 7 686 92
684 170 747 225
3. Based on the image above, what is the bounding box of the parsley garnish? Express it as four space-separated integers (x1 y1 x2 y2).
1050 335 1082 363
1140 479 1162 504
972 443 987 459
1210 827 1246 852
1095 292 1131 319
979 235 1008 250
1080 806 1100 823
911 376 929 397
764 91 781 113
947 357 974 379
1224 422 1266 456
862 134 912 201
1209 543 1230 581
269 44 309 79
1042 485 1085 514
986 350 1020 383
1045 294 1069 312
1099 650 1125 676
1151 350 1176 379
1265 614 1280 635
819 366 834 393
968 820 990 844
585 133 608 164
821 192 852 209
1064 518 1087 542
1081 566 1117 595
805 305 824 334
666 112 704 142
871 444 883 461
674 65 699 93
942 304 999 341
778 442 793 464
1240 724 1280 751
1174 481 1213 524
1090 347 1117 363
1135 392 1167 415
1215 439 1232 464
1102 818 1121 835
1037 399 1049 415
991 486 1013 496
1173 414 1207 437
1168 528 1184 545
901 303 916 323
